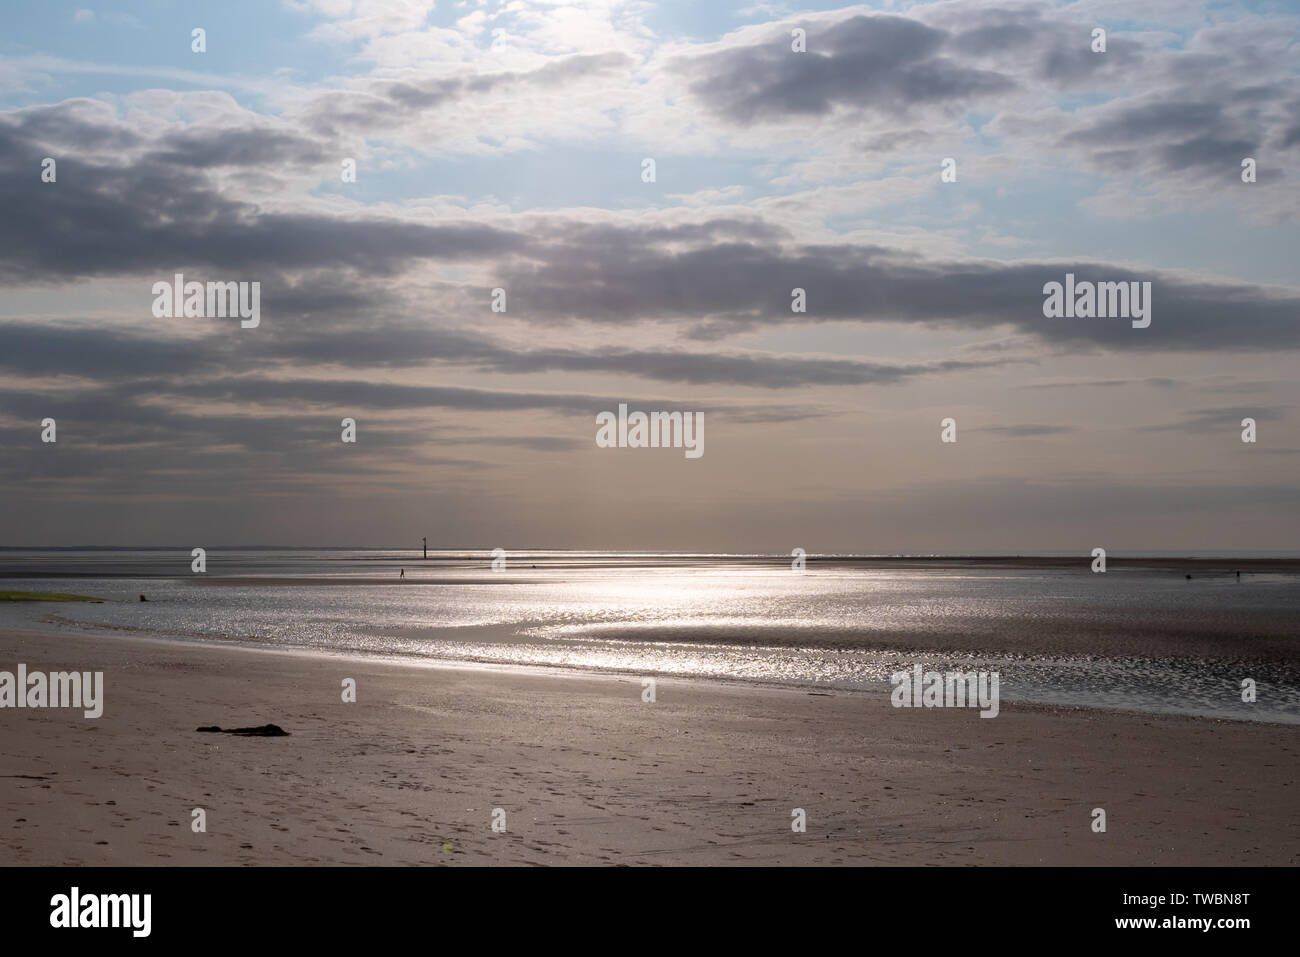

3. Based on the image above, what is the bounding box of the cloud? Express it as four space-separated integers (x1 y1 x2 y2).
979 424 1076 437
1023 376 1180 390
678 14 1017 125
298 52 635 137
0 112 527 282
148 127 332 169
289 0 438 43
2 96 1298 356
1139 407 1287 433
0 312 1020 446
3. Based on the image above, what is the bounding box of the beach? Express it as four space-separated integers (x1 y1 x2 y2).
3 627 1295 866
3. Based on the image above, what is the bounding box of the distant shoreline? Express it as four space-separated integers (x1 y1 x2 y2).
2 554 1299 580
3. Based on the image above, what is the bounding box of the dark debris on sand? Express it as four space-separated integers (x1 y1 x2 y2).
196 724 289 737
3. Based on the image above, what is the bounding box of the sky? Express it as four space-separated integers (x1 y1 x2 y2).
0 0 1297 551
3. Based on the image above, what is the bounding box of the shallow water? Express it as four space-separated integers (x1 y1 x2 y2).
1 549 1297 723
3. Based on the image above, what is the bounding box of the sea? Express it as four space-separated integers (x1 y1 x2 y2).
1 548 1298 723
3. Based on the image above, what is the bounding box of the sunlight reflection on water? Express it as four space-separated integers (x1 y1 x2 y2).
2 561 1297 723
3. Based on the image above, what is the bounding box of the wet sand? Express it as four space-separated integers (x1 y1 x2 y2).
1 627 1296 866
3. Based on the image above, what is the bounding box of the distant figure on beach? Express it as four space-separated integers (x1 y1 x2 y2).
139 594 147 601
1185 574 1192 580
1236 570 1241 582
400 568 405 579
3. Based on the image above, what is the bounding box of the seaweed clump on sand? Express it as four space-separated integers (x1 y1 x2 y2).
196 724 289 737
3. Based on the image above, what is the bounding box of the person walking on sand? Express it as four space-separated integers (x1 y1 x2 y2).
400 568 405 579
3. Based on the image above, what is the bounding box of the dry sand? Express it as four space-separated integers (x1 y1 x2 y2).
1 627 1296 866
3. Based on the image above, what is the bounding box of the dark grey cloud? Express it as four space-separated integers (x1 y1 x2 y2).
678 5 1294 201
680 15 1015 124
984 21 1298 192
979 424 1075 437
0 379 564 497
0 364 819 503
457 343 1018 387
947 12 1038 57
0 435 491 498
0 322 216 378
1060 98 1263 176
1282 117 1300 149
1024 377 1180 390
1065 100 1225 146
0 315 1016 402
450 435 582 452
140 376 813 423
0 384 493 500
1139 407 1287 433
148 127 331 169
678 6 1153 127
507 233 1300 351
924 3 1148 87
0 369 815 477
254 323 1020 386
0 98 143 153
0 116 526 283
